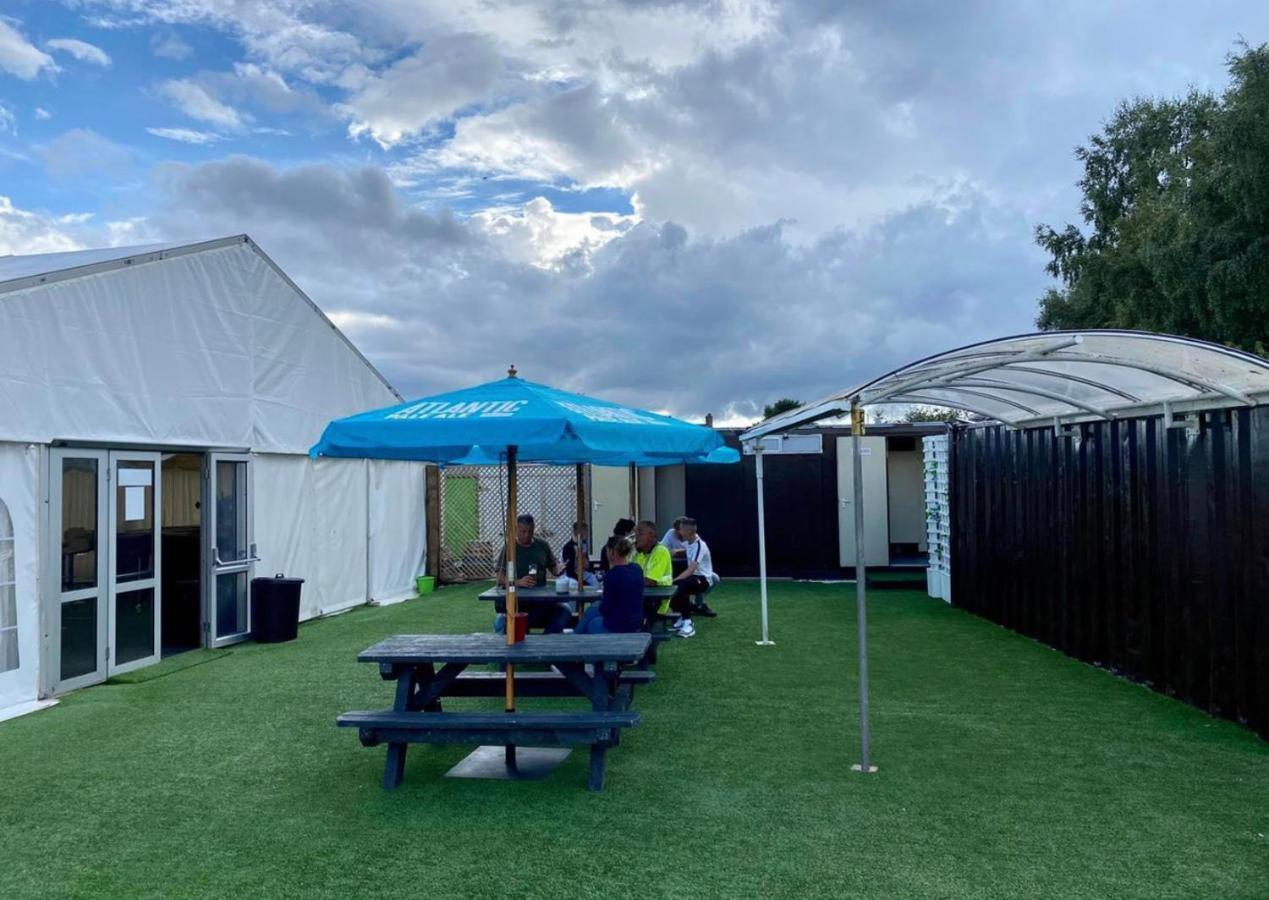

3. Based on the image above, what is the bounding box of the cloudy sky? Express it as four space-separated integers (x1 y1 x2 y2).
1 1 1266 421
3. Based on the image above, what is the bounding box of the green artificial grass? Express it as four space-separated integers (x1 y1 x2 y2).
1 583 1266 899
105 649 233 685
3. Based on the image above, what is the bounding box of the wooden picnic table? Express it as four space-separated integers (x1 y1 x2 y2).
338 632 652 791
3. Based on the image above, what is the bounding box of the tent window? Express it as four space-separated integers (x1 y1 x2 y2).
0 499 16 673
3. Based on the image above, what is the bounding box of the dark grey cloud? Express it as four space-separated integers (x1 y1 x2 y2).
150 157 1043 421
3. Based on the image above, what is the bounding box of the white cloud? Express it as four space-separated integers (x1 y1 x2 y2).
472 197 638 270
157 79 245 129
342 32 507 147
40 128 135 179
34 106 51 120
146 126 222 144
46 38 112 67
150 32 193 61
0 104 14 134
327 311 401 332
0 195 86 255
0 20 58 80
79 0 377 83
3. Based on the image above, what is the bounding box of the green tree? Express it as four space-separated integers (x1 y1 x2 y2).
904 405 964 423
762 397 802 419
1036 43 1269 355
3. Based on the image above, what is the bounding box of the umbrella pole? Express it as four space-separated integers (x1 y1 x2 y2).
849 401 876 774
505 445 519 767
628 462 638 518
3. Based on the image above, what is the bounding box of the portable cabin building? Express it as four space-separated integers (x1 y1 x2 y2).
0 235 427 719
644 424 945 579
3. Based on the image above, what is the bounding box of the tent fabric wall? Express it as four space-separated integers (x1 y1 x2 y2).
254 455 368 620
0 241 397 452
368 461 427 603
254 455 427 620
950 406 1269 741
0 443 39 712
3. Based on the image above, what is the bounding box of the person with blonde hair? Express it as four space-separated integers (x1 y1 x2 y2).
575 533 644 634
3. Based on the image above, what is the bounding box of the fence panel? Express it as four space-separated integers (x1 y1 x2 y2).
951 406 1269 741
438 465 577 583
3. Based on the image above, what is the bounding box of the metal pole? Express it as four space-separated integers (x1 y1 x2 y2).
575 463 588 597
504 445 518 767
850 401 875 773
628 462 638 519
754 445 774 646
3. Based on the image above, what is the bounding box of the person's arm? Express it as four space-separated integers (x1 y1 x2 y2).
699 543 716 582
547 543 563 577
672 559 699 583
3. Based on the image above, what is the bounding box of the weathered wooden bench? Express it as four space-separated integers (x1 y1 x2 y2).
446 669 655 710
338 709 640 791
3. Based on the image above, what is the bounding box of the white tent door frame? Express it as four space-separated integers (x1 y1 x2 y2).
49 449 164 691
207 453 256 648
836 436 890 567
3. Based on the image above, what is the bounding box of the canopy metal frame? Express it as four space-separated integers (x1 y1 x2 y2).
738 330 1269 776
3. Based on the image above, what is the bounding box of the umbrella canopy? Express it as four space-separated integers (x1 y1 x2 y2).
309 374 739 465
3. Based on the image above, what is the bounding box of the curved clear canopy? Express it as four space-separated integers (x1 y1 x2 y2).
742 331 1269 440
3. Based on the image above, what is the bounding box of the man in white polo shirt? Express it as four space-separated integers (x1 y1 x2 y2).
668 517 718 636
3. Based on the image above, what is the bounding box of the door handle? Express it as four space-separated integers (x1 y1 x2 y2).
212 549 262 568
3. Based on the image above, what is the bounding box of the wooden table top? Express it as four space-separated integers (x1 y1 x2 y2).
477 584 674 601
358 632 652 665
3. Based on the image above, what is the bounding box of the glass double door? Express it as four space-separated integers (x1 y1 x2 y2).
50 449 254 692
52 450 162 689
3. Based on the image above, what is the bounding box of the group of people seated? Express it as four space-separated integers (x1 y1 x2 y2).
494 513 719 639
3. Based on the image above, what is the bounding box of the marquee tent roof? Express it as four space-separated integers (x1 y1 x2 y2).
0 234 400 452
742 330 1269 440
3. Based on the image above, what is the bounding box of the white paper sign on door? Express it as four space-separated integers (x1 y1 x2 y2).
124 486 146 521
119 468 152 487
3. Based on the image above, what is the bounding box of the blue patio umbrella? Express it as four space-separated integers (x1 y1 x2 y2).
310 371 739 466
311 368 737 737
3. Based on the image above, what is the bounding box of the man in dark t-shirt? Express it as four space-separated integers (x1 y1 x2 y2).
494 514 570 633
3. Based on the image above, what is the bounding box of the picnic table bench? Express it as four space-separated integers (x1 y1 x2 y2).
337 632 651 792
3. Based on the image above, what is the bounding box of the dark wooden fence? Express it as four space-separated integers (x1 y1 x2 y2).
950 406 1269 740
683 433 841 579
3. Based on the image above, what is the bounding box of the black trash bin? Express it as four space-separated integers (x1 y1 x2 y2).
251 574 304 643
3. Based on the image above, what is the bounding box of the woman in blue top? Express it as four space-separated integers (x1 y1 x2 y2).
575 533 644 634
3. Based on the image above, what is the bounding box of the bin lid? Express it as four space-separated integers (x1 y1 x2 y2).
254 574 305 585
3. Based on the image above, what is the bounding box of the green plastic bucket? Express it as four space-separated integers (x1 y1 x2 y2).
415 575 436 595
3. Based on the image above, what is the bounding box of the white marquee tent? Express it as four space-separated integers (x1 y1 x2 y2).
0 235 428 720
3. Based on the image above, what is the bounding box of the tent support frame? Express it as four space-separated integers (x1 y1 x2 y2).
754 446 774 646
849 400 875 774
